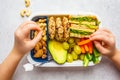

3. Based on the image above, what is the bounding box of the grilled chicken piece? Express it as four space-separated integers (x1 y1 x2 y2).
63 17 70 41
55 17 64 41
48 17 56 39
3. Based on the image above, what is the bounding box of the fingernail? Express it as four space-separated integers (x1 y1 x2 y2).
27 24 36 27
39 31 43 35
89 37 92 40
40 31 43 34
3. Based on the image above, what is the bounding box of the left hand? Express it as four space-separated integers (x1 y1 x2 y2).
90 28 116 58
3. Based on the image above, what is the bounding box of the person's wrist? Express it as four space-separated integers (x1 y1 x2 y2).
108 48 118 60
12 47 25 58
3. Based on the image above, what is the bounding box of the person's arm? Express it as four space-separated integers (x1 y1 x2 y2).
0 48 24 80
109 49 120 70
90 28 120 70
0 21 42 80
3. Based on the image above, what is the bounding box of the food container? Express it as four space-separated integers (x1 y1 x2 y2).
30 16 50 63
27 12 102 67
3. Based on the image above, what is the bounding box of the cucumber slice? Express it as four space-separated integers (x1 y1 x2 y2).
83 55 89 67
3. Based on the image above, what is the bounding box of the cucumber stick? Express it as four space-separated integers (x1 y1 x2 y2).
92 56 100 64
86 53 92 60
83 54 89 67
92 46 100 64
93 46 101 57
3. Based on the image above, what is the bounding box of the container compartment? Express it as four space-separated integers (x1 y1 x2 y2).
30 16 49 62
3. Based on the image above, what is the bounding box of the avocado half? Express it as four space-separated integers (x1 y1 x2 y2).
48 40 67 64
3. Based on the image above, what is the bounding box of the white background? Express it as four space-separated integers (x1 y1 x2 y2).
0 0 120 80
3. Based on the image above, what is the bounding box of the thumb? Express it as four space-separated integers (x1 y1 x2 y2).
94 41 108 54
32 31 43 44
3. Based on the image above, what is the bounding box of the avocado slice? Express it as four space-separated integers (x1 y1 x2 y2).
70 28 94 35
48 40 67 64
70 16 97 22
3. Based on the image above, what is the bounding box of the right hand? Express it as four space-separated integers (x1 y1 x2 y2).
13 21 42 55
90 28 116 58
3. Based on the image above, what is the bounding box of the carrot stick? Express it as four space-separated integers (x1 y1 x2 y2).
80 38 84 41
80 45 86 54
84 44 89 52
77 39 91 46
88 41 93 54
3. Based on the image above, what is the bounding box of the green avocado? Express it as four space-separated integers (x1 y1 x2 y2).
70 28 93 35
70 17 96 22
48 40 67 64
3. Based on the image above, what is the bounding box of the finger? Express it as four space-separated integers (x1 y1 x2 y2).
32 31 43 44
90 34 111 46
19 21 37 29
23 24 40 35
25 23 40 31
94 41 108 54
91 28 113 37
91 30 112 38
99 28 112 34
98 28 114 37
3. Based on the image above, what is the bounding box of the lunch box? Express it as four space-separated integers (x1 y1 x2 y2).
27 12 102 67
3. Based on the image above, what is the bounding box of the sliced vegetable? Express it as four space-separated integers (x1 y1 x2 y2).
93 46 101 57
80 45 86 54
77 39 91 46
88 42 93 54
83 55 89 67
92 55 100 64
86 53 92 60
84 44 89 52
92 45 101 64
70 28 93 35
70 16 97 22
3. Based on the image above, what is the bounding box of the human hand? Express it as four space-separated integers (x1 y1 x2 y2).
90 28 116 58
13 21 42 55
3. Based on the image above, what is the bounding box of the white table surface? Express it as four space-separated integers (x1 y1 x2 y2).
0 0 120 80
